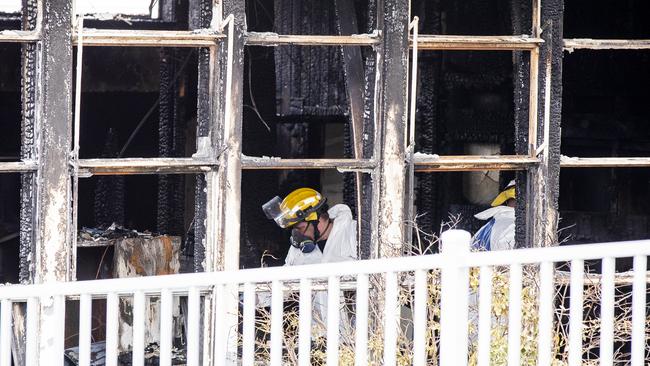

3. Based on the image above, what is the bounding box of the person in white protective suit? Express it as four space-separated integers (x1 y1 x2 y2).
472 179 516 251
468 180 517 348
262 187 357 328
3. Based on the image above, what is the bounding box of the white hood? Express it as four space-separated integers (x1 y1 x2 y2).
322 204 358 263
474 205 515 221
473 206 515 251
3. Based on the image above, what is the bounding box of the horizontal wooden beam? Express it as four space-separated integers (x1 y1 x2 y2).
0 161 38 173
241 156 376 170
0 30 39 43
73 29 224 47
560 156 650 168
77 158 217 175
412 35 543 51
414 155 539 172
563 39 650 51
245 32 381 47
555 270 650 286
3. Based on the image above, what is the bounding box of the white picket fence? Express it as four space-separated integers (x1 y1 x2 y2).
0 230 648 365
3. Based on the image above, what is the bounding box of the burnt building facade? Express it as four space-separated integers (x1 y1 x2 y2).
0 0 649 285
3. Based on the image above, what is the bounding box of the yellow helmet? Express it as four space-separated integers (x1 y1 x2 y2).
491 180 516 207
262 188 326 228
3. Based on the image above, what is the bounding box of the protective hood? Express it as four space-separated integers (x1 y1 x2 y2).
474 205 515 221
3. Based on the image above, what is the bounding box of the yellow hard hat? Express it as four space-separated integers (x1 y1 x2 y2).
491 180 516 207
262 188 326 228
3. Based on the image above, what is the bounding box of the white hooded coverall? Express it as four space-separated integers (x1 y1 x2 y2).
471 205 515 251
468 205 515 345
284 203 358 265
262 204 358 325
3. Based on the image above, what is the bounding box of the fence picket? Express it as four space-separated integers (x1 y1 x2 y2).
630 255 647 366
568 260 584 366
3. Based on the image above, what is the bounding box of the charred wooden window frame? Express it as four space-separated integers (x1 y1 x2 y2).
69 7 230 279
406 0 564 248
242 36 382 260
239 0 420 259
0 0 229 283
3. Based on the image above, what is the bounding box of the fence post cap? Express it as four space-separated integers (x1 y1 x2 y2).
440 229 472 254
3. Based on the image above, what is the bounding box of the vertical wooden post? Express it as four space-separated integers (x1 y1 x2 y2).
529 0 564 247
513 0 563 248
212 0 244 273
36 0 73 283
191 0 213 272
34 0 74 362
377 0 409 258
334 0 366 250
209 1 245 363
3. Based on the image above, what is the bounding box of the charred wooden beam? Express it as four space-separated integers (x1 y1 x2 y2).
560 156 650 168
0 30 39 42
33 0 73 362
158 48 176 234
335 0 366 246
511 0 533 249
242 156 375 170
206 1 244 361
245 32 381 47
77 158 217 175
412 35 543 51
360 0 381 260
19 0 40 285
527 0 563 248
71 29 224 47
241 155 542 171
334 1 365 157
0 162 37 173
414 155 539 172
564 39 650 51
187 0 214 361
13 1 41 364
377 0 408 258
35 0 73 281
210 1 245 273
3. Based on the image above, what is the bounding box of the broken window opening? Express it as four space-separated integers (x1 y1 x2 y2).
411 50 518 157
562 50 650 158
559 168 650 244
0 44 21 162
75 173 199 278
73 46 201 160
242 44 377 161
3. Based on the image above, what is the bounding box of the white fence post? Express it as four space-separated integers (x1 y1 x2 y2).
38 295 66 366
439 230 471 366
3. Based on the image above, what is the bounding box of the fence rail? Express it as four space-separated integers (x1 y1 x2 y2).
0 231 649 365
